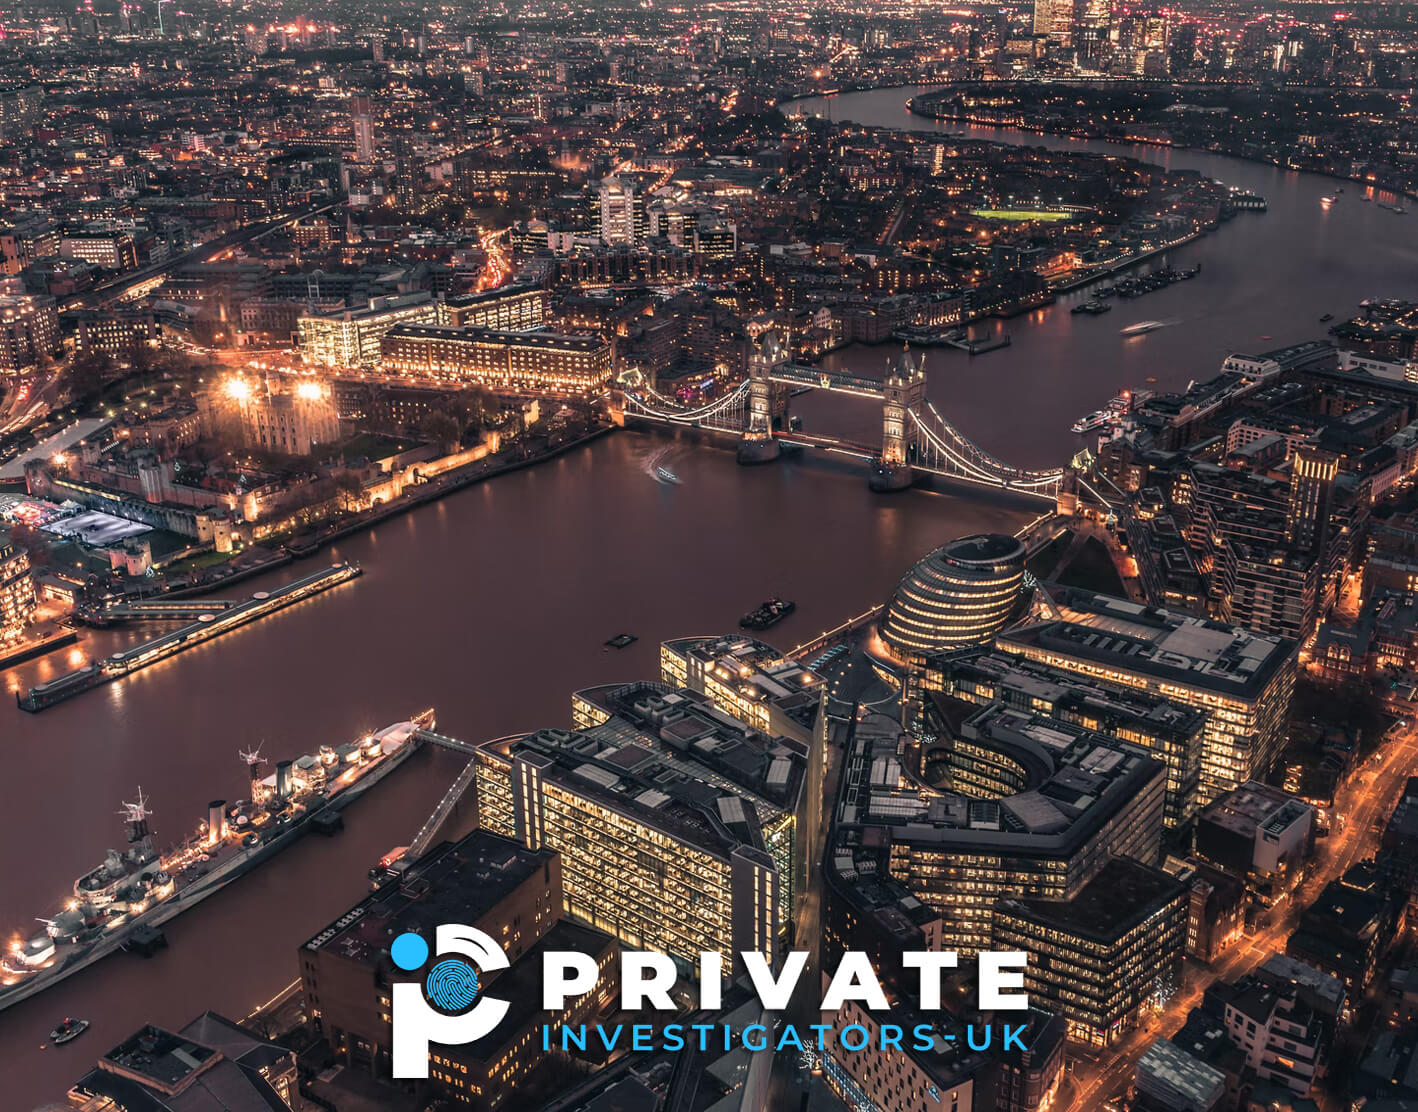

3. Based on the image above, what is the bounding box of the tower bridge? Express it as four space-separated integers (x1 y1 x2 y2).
618 331 1070 502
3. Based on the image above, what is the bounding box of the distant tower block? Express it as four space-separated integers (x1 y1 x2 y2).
738 331 787 464
871 348 926 491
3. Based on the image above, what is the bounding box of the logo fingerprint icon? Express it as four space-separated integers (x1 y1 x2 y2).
426 958 481 1011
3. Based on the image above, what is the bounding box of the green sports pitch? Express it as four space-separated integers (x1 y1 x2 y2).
969 209 1073 222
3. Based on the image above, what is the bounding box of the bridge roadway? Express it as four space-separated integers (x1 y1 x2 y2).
620 352 1069 502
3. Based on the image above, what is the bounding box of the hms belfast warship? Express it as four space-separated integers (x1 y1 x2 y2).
0 710 435 1013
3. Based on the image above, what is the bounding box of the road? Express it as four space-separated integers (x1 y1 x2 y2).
59 199 342 310
1064 725 1418 1111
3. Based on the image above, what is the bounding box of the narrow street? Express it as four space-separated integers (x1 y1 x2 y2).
1064 726 1418 1111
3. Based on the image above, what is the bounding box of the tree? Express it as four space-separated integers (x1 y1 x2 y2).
417 411 462 454
68 350 115 398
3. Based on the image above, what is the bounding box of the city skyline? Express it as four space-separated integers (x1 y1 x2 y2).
0 2 1416 1111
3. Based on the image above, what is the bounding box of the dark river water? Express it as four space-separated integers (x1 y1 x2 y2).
791 86 1418 469
3 84 1417 1105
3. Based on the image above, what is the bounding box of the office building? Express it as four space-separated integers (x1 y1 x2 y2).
821 992 979 1112
60 231 139 271
0 531 37 643
298 292 438 367
380 324 611 392
1000 587 1296 805
831 697 1167 958
1032 0 1074 45
660 634 823 746
880 534 1026 661
0 85 43 143
67 1012 299 1111
0 294 58 373
439 284 549 330
921 648 1205 829
598 176 643 245
1286 442 1338 552
477 682 802 974
73 309 158 357
300 831 617 1107
993 857 1188 1047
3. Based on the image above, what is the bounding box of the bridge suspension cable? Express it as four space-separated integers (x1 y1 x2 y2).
908 405 1063 492
622 380 750 422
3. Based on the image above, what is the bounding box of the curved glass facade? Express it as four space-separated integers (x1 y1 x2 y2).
881 533 1026 659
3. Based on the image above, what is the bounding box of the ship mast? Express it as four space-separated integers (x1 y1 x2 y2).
119 788 155 860
240 746 264 803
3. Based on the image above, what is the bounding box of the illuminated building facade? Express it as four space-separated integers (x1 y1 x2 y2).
880 534 1026 661
832 699 1167 958
439 285 549 330
0 532 37 644
73 309 158 357
300 831 617 1108
920 649 1205 829
298 292 438 368
660 634 823 745
1286 442 1338 553
997 1009 1066 1112
380 324 611 392
821 992 977 1112
0 294 59 373
999 588 1296 806
0 85 43 144
233 380 340 456
476 689 796 975
350 94 375 163
60 231 138 270
1032 0 1074 45
993 857 1188 1047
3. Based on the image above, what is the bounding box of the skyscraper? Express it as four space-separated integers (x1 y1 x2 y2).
1032 0 1074 46
350 94 375 164
1075 0 1112 60
1287 442 1338 552
598 176 640 245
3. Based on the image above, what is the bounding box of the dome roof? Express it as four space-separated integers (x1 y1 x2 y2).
881 533 1026 659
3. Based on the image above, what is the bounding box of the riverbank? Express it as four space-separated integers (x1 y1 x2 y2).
782 81 1416 205
904 93 1418 206
147 423 616 603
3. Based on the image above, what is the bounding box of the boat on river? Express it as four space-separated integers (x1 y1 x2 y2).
0 710 434 1013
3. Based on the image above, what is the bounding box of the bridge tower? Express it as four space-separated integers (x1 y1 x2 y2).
871 347 927 491
737 331 786 464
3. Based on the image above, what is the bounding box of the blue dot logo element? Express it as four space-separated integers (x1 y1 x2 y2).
426 958 481 1012
390 932 429 971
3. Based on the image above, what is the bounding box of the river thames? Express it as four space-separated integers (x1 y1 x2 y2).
3 84 1417 1105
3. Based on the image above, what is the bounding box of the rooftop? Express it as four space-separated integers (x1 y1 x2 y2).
926 648 1207 742
386 322 605 351
996 856 1187 942
835 695 1166 857
1000 587 1295 702
1136 1038 1227 1108
303 831 554 967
